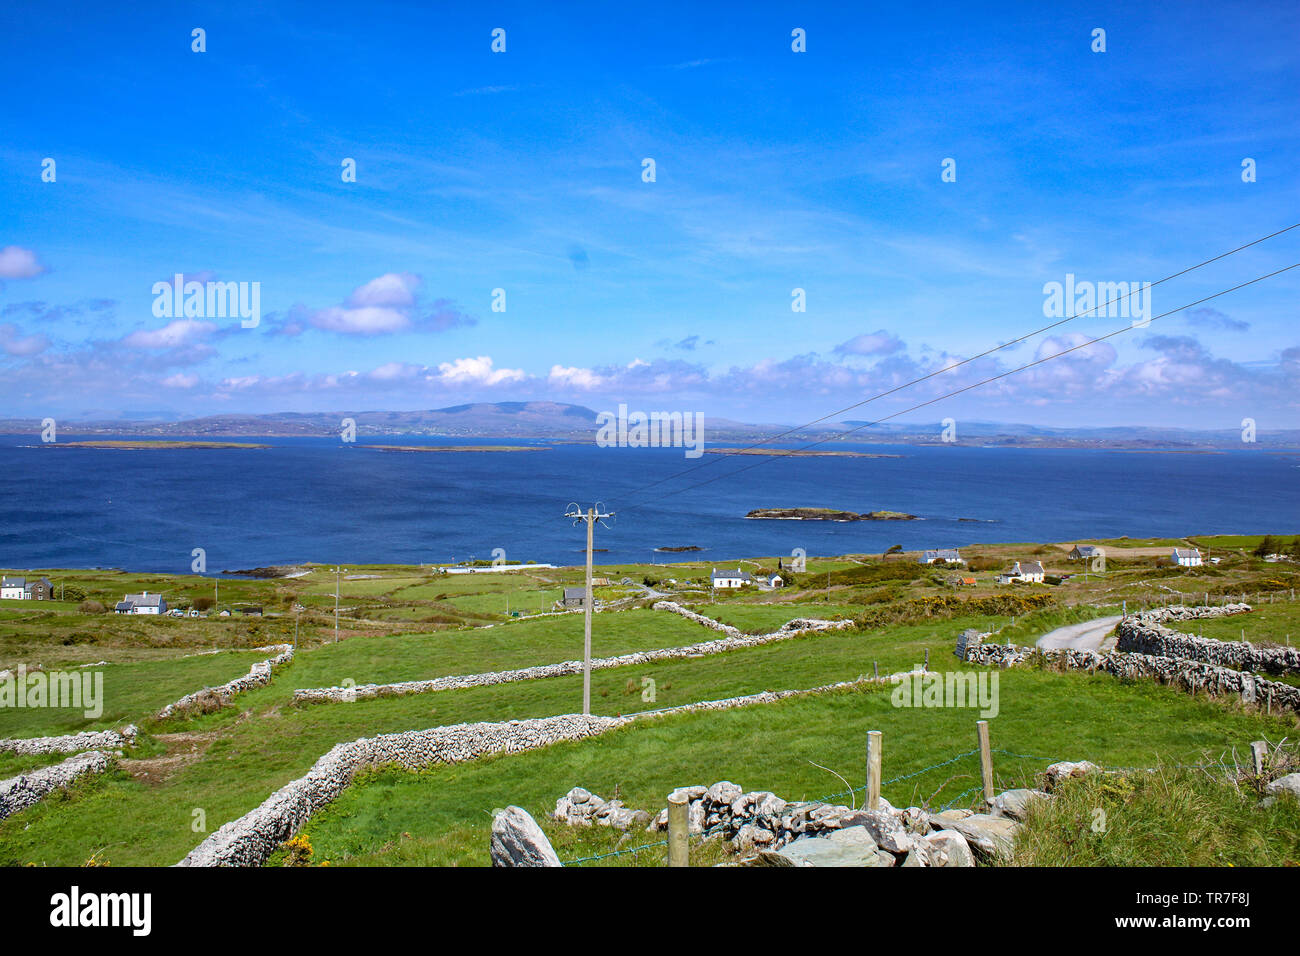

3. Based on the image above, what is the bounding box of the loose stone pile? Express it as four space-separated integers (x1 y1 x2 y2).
0 750 114 821
0 724 138 755
176 714 625 867
549 768 1095 867
293 604 856 704
157 644 294 719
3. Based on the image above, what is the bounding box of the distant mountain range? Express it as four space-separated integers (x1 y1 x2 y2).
1 402 1297 447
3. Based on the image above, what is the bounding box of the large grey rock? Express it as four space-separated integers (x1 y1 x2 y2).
932 812 1019 861
1265 773 1300 800
839 809 915 854
924 829 976 867
992 788 1050 821
490 806 562 867
774 825 880 867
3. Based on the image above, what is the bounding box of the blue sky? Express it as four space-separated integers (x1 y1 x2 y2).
1 0 1297 428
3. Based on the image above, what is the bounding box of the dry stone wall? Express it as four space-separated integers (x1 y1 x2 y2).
0 724 138 755
959 611 1300 715
1118 610 1300 676
157 644 294 719
182 666 920 867
176 714 625 867
0 750 113 821
293 604 855 704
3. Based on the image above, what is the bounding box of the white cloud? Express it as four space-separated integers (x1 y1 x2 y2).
121 319 217 349
548 364 605 389
834 330 906 357
346 272 420 309
311 305 411 334
437 356 525 386
0 246 45 280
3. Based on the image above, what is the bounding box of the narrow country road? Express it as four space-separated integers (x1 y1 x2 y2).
1034 615 1124 652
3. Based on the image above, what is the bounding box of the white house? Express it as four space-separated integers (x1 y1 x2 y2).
1172 548 1203 568
1 576 53 600
998 561 1045 584
918 549 964 565
711 568 752 589
761 573 784 589
115 591 167 615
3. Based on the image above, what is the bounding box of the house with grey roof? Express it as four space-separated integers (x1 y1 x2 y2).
711 568 752 589
1171 547 1203 567
1 575 53 600
562 587 588 608
998 561 1045 584
115 591 168 615
1069 545 1102 561
919 549 964 565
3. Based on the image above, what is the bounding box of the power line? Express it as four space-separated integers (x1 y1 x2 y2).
612 261 1300 515
612 222 1300 502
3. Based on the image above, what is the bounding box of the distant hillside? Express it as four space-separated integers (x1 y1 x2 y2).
0 404 1296 447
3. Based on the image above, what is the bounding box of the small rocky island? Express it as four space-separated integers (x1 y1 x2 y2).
745 507 918 521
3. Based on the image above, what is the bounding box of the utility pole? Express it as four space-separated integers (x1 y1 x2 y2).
333 566 345 642
565 503 615 715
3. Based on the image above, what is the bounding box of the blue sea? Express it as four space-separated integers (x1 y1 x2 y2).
1 435 1297 573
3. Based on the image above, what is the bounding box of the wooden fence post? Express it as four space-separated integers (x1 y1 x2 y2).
1251 740 1268 778
667 795 689 867
866 730 882 811
977 720 994 805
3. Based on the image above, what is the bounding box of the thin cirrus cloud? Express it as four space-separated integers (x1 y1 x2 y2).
281 272 477 337
0 322 50 356
121 319 218 350
833 330 906 357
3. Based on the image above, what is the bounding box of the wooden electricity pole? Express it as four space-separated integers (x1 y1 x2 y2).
333 566 345 642
565 504 615 715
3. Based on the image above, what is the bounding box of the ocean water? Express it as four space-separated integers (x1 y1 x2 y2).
0 435 1296 573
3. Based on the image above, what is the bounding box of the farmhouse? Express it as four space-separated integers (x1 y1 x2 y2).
711 568 752 589
1069 545 1102 561
918 549 964 565
115 591 168 615
562 587 587 608
761 573 784 589
1171 547 1203 568
0 576 54 600
998 560 1045 584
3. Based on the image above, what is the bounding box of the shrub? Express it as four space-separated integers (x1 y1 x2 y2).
78 600 105 614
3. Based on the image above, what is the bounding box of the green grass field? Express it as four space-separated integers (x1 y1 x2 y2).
3 545 1298 867
279 670 1293 867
